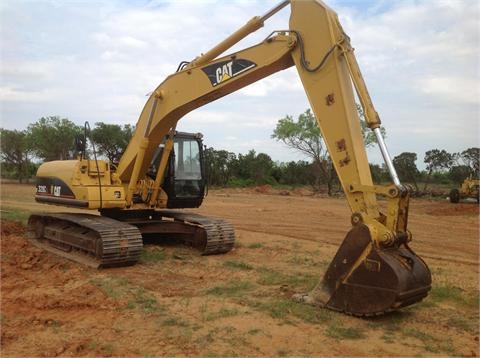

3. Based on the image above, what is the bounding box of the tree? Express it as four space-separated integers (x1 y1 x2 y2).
369 163 389 184
423 149 454 190
272 160 314 186
272 107 379 195
356 103 387 148
234 150 275 185
90 122 134 163
272 109 335 194
27 116 82 161
393 152 419 189
449 165 472 185
459 147 479 176
204 147 236 186
0 128 32 183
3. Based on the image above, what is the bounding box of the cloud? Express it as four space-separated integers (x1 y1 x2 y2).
0 86 58 102
418 76 479 105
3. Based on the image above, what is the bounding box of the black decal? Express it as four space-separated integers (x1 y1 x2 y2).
202 59 256 87
36 176 75 199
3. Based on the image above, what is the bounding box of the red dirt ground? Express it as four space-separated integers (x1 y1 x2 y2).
1 184 479 357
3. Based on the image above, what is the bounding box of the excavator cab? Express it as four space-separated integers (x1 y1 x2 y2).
148 132 206 209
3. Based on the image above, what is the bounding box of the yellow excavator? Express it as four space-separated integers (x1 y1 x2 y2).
28 0 431 316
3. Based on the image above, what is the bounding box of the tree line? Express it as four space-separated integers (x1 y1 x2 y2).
0 116 133 183
1 113 478 195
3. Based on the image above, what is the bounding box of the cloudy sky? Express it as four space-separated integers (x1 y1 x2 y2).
1 0 479 169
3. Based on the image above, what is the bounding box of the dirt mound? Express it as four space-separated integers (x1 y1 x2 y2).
1 219 25 236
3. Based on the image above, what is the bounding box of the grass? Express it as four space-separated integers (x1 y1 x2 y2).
0 207 31 224
402 328 454 354
140 247 167 263
205 281 254 297
223 260 253 270
287 254 317 266
90 276 130 299
205 307 241 321
430 283 479 308
365 307 466 355
447 315 478 334
257 267 318 291
326 322 366 340
253 298 334 324
381 331 396 343
162 316 190 327
127 287 162 314
91 276 162 314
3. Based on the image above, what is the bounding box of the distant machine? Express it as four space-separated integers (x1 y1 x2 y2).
450 176 480 203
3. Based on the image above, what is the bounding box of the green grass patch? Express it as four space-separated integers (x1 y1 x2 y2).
366 310 412 331
288 254 317 266
162 316 190 327
205 281 254 297
90 276 130 299
257 268 285 286
223 260 253 270
255 298 334 324
326 322 366 340
127 287 162 314
247 243 263 249
140 247 167 263
91 276 162 314
430 283 479 308
380 331 396 344
401 328 455 354
205 307 241 321
447 316 479 334
1 207 31 224
257 267 317 291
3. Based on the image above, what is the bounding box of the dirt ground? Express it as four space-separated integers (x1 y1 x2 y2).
1 183 479 357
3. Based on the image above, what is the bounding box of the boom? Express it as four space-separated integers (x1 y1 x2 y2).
116 0 392 224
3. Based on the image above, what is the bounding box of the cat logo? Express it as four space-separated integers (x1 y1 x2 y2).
202 59 256 87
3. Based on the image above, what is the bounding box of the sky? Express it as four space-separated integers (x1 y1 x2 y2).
1 0 479 169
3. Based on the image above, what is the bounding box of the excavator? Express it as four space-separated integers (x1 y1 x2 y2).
28 0 431 316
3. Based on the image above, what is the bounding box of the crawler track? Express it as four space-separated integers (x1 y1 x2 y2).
27 210 235 268
27 213 143 268
99 209 236 255
157 210 235 255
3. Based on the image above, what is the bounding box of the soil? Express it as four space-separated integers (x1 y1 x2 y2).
1 183 479 357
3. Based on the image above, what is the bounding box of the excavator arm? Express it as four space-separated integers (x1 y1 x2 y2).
113 0 431 315
31 0 431 315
